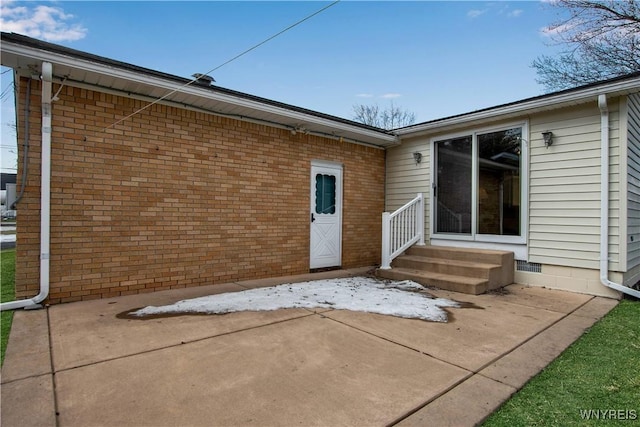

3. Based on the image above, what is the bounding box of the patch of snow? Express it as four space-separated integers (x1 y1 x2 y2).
131 277 460 322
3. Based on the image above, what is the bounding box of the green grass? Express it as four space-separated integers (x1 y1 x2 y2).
483 298 640 426
1 249 16 366
0 246 637 418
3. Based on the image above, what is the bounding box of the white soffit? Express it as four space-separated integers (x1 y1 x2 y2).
1 37 398 148
395 75 640 138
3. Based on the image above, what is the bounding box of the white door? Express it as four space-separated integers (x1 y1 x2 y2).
310 162 342 269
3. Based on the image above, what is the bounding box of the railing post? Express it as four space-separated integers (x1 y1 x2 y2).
381 211 391 269
417 193 425 245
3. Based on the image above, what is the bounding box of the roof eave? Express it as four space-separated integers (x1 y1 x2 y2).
1 35 398 148
395 75 640 138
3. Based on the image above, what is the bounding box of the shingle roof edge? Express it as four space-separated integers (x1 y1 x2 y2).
0 32 393 137
394 71 640 134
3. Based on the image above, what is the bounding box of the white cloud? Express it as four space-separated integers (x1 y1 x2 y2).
467 9 487 19
0 1 87 42
508 9 523 18
497 3 524 18
355 93 401 99
540 22 577 37
476 4 524 19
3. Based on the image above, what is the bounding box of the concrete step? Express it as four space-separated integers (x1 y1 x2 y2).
393 255 501 280
377 267 489 295
406 245 513 266
377 245 515 295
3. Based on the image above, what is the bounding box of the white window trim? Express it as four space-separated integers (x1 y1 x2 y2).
429 121 529 246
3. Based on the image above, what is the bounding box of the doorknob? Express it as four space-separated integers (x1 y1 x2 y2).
311 213 315 222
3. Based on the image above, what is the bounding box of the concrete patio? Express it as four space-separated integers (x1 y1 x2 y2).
1 267 618 426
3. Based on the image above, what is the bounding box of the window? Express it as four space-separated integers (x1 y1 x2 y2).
315 174 336 214
435 136 472 234
433 125 525 241
477 128 521 236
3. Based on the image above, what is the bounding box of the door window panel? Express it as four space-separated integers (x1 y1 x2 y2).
477 128 521 235
315 174 336 214
435 136 472 234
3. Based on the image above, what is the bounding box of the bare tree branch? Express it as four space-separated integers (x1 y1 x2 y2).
352 101 416 130
534 0 640 91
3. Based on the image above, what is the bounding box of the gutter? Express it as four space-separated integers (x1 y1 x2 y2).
598 94 640 299
396 75 640 138
0 61 53 311
1 36 398 148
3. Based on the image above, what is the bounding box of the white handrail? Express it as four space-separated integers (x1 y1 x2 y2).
380 193 425 269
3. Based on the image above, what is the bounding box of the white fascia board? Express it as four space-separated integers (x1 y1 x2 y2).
396 76 640 138
4 42 397 145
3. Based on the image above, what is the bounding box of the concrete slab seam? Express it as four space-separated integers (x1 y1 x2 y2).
390 374 520 427
468 295 602 387
387 295 604 426
49 311 318 375
572 296 620 319
233 281 254 290
386 371 477 426
1 309 55 388
488 291 596 315
47 307 61 426
320 313 474 372
310 314 494 426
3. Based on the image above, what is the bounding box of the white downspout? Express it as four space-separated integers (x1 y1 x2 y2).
0 61 53 311
598 94 640 299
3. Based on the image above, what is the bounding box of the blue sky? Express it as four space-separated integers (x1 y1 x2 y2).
1 1 565 172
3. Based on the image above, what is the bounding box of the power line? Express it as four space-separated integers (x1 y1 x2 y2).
0 82 15 101
104 0 340 131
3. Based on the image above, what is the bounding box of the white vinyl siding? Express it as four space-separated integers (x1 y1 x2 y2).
386 120 524 239
385 137 431 235
387 100 629 272
627 92 640 269
529 102 621 270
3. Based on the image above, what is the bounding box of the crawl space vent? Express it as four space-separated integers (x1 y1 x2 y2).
516 260 542 273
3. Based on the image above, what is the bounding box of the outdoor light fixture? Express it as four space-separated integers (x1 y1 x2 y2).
542 131 553 147
413 152 423 164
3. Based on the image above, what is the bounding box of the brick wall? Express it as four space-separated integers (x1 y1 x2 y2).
15 78 385 303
